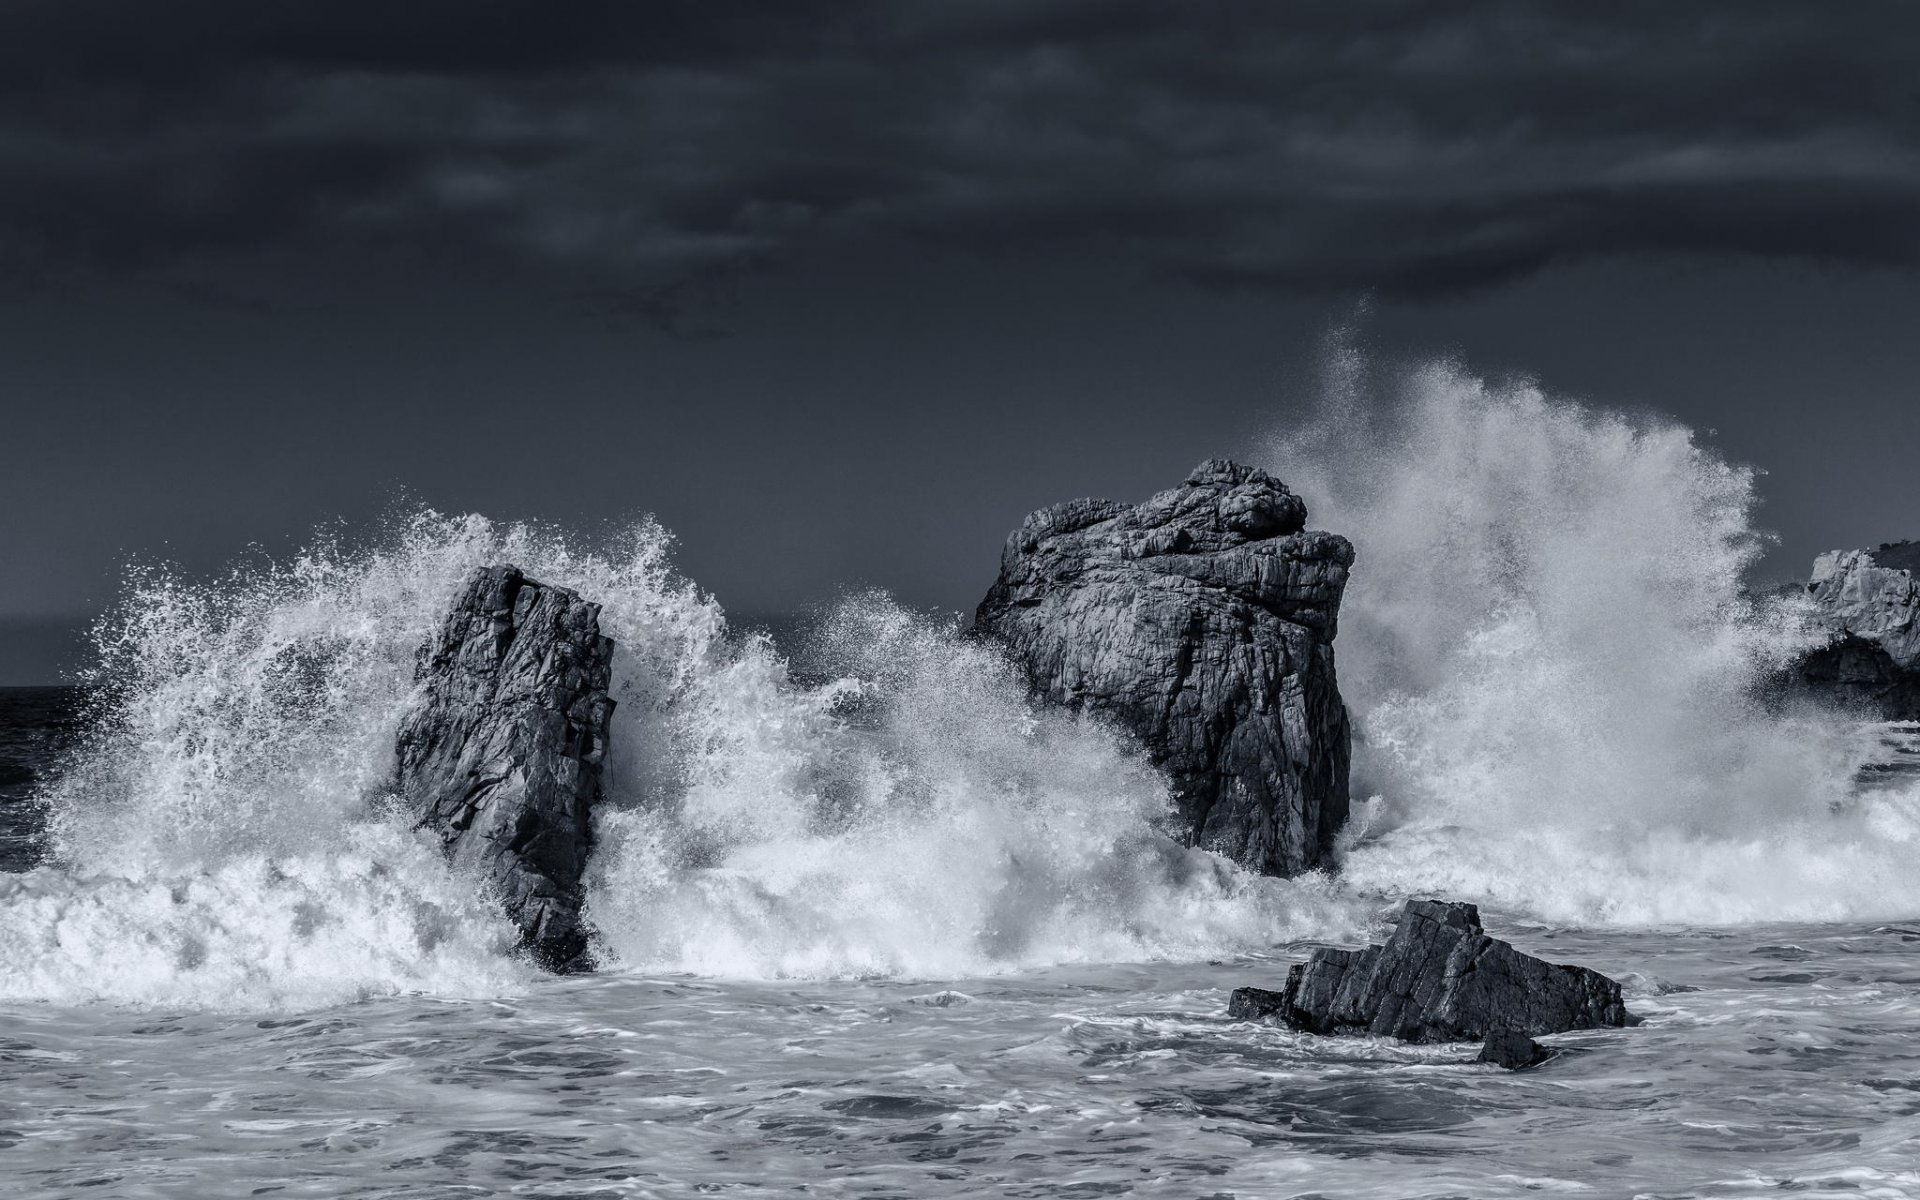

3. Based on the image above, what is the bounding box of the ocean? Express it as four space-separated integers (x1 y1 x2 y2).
2 360 1917 1198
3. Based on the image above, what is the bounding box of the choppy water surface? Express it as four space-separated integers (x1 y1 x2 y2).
4 920 1918 1199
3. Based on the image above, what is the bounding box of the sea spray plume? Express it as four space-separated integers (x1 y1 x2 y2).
9 507 1363 1005
584 592 1365 977
1262 334 1918 924
10 510 718 1007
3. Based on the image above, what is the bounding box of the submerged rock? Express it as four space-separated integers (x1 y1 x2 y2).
1790 542 1920 720
1477 1028 1551 1070
395 565 615 971
972 460 1354 876
1232 900 1629 1043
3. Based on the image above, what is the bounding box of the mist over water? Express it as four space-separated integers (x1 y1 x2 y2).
4 513 1356 1009
3 337 1915 1012
1268 330 1920 925
585 597 1353 978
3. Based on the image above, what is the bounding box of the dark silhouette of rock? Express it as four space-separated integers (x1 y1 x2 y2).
1789 543 1920 720
972 460 1354 876
1257 900 1628 1042
1478 1029 1551 1070
395 565 615 971
1226 985 1289 1021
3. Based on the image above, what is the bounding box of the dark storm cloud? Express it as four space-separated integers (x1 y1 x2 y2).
2 0 1916 308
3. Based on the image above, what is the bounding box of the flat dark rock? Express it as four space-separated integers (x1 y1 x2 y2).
1264 899 1629 1043
1226 985 1289 1021
395 565 615 971
972 460 1354 876
1478 1028 1550 1070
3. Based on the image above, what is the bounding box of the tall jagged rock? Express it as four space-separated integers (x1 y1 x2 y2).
1793 542 1920 720
1233 899 1630 1043
395 565 615 971
972 460 1353 876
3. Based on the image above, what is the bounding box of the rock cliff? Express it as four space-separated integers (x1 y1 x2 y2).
972 460 1353 876
395 565 615 971
1792 542 1920 720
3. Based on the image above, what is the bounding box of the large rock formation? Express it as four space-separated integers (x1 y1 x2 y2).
396 565 615 971
1230 900 1630 1043
972 460 1353 876
1791 542 1920 720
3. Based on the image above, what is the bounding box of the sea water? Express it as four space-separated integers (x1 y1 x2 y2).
1 349 1917 1198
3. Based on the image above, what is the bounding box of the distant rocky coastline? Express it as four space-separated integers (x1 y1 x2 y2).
1784 540 1920 721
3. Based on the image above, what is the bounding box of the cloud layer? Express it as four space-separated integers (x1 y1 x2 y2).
4 1 1916 307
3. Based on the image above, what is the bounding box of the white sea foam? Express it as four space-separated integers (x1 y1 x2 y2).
10 513 1354 1008
12 331 1918 1010
584 596 1357 977
1267 328 1920 926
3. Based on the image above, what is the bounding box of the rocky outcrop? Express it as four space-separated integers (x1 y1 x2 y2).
972 460 1354 876
395 565 615 971
1791 543 1920 720
1230 900 1629 1042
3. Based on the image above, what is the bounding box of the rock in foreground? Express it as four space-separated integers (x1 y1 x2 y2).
1477 1029 1551 1070
1791 542 1920 720
396 565 615 971
1231 900 1629 1042
973 460 1354 877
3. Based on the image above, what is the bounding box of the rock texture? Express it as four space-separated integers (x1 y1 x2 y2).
1792 542 1920 720
1477 1029 1551 1070
395 565 615 971
1230 900 1629 1043
1226 986 1289 1022
972 460 1354 876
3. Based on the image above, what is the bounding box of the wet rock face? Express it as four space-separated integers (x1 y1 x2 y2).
395 565 615 971
1793 543 1920 720
972 460 1354 877
1234 900 1629 1043
1478 1029 1551 1070
1225 986 1289 1022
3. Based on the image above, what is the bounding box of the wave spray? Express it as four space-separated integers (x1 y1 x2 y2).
6 514 1352 1008
1266 331 1920 925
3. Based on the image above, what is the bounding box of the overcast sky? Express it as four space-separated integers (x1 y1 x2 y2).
4 1 1919 681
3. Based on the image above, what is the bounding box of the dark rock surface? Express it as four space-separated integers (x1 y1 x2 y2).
395 565 615 971
1478 1029 1551 1070
1226 986 1289 1022
1260 900 1629 1042
972 460 1354 876
1789 543 1920 720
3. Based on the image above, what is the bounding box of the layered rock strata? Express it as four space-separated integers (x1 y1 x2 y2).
1230 899 1629 1042
395 565 615 971
973 460 1353 876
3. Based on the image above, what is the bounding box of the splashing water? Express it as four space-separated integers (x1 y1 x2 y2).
11 336 1917 1012
1267 332 1920 925
5 512 1354 1009
586 595 1353 977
